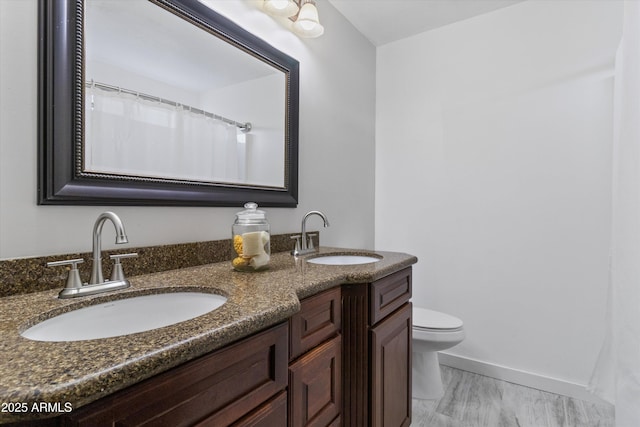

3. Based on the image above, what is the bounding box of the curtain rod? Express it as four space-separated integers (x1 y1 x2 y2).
85 80 252 132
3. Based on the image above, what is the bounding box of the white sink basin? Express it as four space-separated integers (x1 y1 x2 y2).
21 292 227 342
307 255 381 265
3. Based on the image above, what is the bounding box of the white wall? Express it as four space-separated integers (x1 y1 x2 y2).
0 0 376 259
375 0 622 397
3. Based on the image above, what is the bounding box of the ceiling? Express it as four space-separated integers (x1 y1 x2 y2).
87 0 278 92
326 0 526 46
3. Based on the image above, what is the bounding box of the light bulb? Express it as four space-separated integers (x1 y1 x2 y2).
292 2 324 38
263 0 299 17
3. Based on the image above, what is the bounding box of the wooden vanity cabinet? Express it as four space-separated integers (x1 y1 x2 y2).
288 287 342 427
59 323 288 427
342 267 413 427
44 267 412 427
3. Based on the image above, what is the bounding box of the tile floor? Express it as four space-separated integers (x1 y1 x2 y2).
411 366 615 427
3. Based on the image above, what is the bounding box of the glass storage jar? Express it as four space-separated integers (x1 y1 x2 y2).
232 202 271 271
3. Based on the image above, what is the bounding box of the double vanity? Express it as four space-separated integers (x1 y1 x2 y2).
0 247 417 426
24 0 420 422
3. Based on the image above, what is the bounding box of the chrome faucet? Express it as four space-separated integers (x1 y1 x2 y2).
291 210 330 256
90 212 128 284
47 212 137 299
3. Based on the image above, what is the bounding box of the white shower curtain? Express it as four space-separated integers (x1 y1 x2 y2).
85 88 179 177
589 2 640 426
85 85 242 183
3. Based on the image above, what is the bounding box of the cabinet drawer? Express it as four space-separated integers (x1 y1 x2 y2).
289 335 342 427
289 287 341 361
230 391 287 427
63 323 288 427
370 268 412 325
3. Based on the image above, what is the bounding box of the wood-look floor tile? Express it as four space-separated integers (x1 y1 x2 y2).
412 365 614 427
501 380 562 427
437 369 503 426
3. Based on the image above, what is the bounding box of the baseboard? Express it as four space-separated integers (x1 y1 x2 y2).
437 352 610 405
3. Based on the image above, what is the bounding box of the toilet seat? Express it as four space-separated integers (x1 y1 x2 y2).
413 307 463 331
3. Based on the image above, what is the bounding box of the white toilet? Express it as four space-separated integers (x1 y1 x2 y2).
412 306 465 400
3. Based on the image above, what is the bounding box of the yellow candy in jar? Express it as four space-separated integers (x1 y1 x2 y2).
233 235 243 255
232 256 249 268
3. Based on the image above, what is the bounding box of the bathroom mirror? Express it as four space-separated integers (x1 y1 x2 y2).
38 0 299 206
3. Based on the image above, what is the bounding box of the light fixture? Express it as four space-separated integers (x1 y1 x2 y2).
291 0 324 38
263 0 299 17
263 0 325 38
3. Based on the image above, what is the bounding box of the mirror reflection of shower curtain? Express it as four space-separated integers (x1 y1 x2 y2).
85 85 245 184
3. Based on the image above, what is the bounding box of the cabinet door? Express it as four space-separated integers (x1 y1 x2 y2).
289 335 342 427
371 303 412 427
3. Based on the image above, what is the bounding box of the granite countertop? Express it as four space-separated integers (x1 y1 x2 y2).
0 247 416 424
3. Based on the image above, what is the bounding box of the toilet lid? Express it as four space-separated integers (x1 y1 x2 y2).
413 307 463 330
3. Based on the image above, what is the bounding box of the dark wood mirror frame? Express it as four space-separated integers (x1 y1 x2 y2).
38 0 299 207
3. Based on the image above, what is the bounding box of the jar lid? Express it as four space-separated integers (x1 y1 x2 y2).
235 202 267 223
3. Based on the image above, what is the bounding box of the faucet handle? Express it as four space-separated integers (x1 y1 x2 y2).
47 258 84 290
306 233 318 250
109 253 138 282
46 258 85 268
290 235 302 255
110 252 138 260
